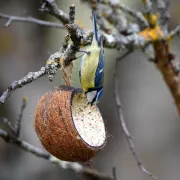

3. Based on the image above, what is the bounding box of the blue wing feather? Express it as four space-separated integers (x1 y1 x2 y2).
96 88 103 103
95 47 104 87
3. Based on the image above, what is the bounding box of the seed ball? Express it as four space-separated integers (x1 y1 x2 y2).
34 85 106 162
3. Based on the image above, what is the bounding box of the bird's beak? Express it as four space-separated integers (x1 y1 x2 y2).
87 102 93 106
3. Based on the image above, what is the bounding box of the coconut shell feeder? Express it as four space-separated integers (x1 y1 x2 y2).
34 85 106 162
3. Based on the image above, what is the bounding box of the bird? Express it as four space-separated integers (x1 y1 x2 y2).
79 12 104 106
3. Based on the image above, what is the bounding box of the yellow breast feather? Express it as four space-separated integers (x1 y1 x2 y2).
80 46 100 92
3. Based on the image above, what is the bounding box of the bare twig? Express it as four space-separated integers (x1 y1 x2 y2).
83 167 114 180
66 5 81 50
14 97 27 137
0 5 149 49
40 0 69 25
101 5 129 34
97 0 149 28
0 128 49 158
116 3 148 28
40 0 93 45
0 13 64 28
113 52 157 179
1 118 15 132
154 0 170 33
143 0 153 14
168 25 180 39
0 66 48 105
0 53 60 105
69 4 75 24
112 167 117 180
1 97 27 137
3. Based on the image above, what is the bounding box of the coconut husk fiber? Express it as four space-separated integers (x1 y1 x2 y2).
34 85 106 162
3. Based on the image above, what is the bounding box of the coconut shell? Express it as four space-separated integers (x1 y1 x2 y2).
34 85 106 162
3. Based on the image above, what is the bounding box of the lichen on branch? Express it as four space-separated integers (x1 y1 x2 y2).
138 3 180 114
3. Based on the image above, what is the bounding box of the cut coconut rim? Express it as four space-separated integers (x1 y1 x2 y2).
70 88 106 149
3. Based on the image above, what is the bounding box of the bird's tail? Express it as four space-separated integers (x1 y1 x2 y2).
92 12 99 45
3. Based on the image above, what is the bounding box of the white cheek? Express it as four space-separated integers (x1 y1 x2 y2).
87 91 96 102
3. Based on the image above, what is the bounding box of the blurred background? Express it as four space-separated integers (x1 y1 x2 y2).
0 0 180 180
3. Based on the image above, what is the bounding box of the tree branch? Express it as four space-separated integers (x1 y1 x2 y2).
97 0 149 28
40 0 70 25
139 1 180 114
168 25 180 39
113 51 157 180
0 13 64 28
0 128 113 180
14 97 27 137
116 3 148 28
1 97 27 137
112 167 117 180
154 40 180 114
154 0 170 33
0 66 48 105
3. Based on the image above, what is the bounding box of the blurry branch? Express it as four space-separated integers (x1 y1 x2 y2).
0 65 55 105
116 4 148 28
0 128 49 159
2 97 27 137
154 40 180 114
0 127 113 180
14 97 27 137
143 0 153 14
155 0 170 33
97 0 149 28
168 25 180 39
0 13 64 29
139 0 180 114
112 167 117 180
114 51 157 180
0 128 114 180
0 2 149 49
40 0 70 24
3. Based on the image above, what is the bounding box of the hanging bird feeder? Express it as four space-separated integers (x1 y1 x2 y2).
34 85 106 162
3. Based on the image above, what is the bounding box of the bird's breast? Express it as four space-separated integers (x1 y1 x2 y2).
80 47 100 92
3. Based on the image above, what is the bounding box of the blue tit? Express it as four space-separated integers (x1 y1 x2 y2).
79 12 104 106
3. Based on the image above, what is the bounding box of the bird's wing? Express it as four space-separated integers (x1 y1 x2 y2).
94 46 104 88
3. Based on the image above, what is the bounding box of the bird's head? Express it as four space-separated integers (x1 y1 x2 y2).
86 87 103 106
